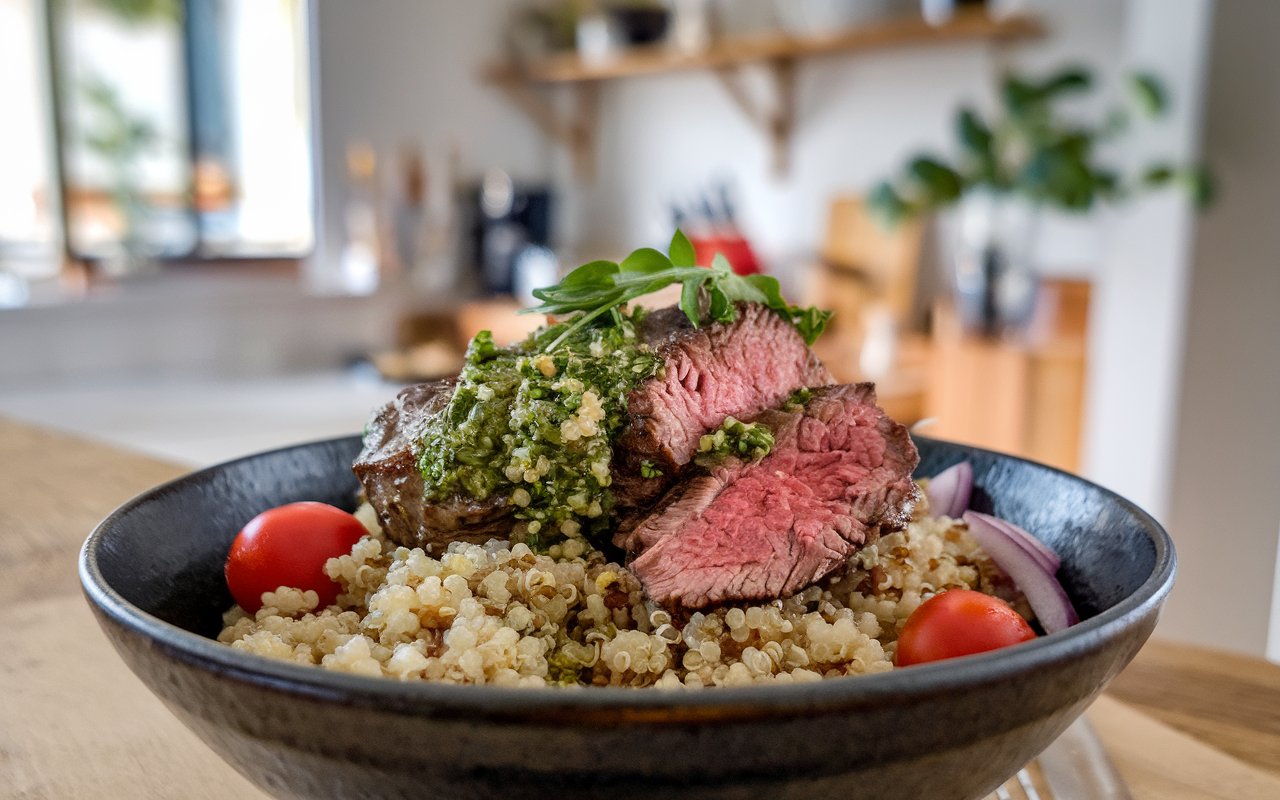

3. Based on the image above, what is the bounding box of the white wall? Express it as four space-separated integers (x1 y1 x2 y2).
1159 0 1280 660
1082 0 1211 519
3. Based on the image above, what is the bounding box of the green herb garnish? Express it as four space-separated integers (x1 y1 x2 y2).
524 230 832 352
639 460 663 479
417 311 660 551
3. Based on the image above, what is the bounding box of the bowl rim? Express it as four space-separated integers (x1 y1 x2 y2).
79 434 1176 718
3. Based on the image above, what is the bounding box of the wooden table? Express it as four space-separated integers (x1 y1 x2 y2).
3 417 1278 799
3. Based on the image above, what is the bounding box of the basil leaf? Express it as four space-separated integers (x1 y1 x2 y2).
710 252 733 277
526 236 832 350
741 273 784 308
559 260 620 290
669 229 696 267
680 274 704 326
708 284 731 322
620 247 673 275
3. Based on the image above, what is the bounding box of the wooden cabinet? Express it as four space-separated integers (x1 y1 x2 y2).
924 279 1090 473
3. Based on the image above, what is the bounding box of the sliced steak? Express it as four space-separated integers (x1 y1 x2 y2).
356 303 833 550
622 383 920 608
612 303 833 511
353 380 509 551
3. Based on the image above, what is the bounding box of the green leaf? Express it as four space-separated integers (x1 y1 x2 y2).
1129 72 1168 118
679 273 704 326
668 229 696 267
1001 74 1041 117
1092 168 1122 200
1185 167 1215 208
559 260 619 290
957 108 994 158
1057 130 1092 160
707 284 731 322
1038 67 1092 98
525 235 832 350
1141 164 1175 186
709 252 734 277
1142 164 1216 208
620 247 673 275
868 182 911 227
909 157 964 205
741 273 784 308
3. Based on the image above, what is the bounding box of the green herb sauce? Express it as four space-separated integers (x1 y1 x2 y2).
417 310 660 551
695 416 775 465
785 386 813 411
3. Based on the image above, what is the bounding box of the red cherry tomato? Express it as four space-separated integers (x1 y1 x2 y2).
896 589 1036 666
225 502 367 614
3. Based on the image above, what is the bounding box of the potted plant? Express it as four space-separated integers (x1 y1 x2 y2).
869 65 1211 336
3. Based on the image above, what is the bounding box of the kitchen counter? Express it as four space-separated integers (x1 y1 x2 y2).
2 417 1277 799
0 369 395 466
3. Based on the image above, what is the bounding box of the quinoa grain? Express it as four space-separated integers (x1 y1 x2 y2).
219 503 1024 687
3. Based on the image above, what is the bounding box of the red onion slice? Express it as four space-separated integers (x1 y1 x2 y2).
977 512 1061 573
962 511 1079 633
926 461 973 519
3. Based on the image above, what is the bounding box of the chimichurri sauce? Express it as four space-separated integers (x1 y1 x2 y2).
417 310 660 553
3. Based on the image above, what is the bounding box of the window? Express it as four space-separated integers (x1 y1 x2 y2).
0 0 58 283
2 0 315 275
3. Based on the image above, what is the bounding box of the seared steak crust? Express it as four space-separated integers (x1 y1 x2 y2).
622 383 920 609
353 380 509 551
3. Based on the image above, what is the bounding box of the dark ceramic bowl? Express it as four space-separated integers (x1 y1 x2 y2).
80 436 1174 800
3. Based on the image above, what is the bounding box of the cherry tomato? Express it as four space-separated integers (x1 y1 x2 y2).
225 502 367 614
896 589 1036 666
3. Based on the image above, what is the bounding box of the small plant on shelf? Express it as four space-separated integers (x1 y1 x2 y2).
868 64 1212 335
869 65 1212 225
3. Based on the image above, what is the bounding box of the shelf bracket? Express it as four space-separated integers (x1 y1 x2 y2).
714 57 797 177
489 76 600 181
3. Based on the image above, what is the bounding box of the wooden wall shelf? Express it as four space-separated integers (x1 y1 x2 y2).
482 9 1044 177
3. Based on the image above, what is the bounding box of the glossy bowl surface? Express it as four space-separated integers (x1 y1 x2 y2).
80 435 1175 800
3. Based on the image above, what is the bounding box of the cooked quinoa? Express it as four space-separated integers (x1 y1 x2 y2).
218 493 1028 688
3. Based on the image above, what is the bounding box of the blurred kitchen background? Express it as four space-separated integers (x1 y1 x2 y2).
1 0 1276 661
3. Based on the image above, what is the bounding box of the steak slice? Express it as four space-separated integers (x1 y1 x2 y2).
353 380 509 551
612 303 833 511
355 302 833 552
622 383 920 608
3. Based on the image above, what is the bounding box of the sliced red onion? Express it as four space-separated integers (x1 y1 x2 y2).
927 460 973 519
978 511 1061 573
962 510 1079 633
